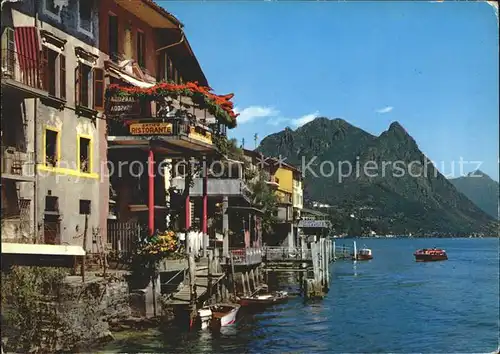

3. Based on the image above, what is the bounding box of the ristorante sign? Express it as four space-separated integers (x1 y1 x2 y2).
129 123 173 135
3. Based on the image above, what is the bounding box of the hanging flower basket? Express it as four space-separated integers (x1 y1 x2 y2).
106 81 238 128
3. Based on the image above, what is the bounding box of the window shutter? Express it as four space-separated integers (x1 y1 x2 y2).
93 67 105 110
41 46 49 91
75 62 81 106
59 54 66 100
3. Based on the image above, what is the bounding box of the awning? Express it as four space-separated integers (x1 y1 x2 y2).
108 66 155 88
14 26 40 70
1 243 86 256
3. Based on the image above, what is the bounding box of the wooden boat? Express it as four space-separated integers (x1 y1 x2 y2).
352 248 373 261
210 303 240 327
239 291 289 307
414 248 448 262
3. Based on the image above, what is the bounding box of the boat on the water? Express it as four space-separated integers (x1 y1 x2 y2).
352 247 373 261
239 291 289 307
414 248 448 262
210 303 240 327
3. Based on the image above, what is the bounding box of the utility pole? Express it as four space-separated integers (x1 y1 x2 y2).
254 133 258 149
241 138 245 149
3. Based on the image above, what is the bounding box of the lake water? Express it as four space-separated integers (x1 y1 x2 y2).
102 238 499 353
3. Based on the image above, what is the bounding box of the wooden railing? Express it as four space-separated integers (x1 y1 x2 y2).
107 220 143 256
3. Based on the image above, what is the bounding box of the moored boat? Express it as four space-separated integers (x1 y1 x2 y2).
352 247 373 261
210 303 240 327
414 248 448 262
197 307 213 330
239 291 289 307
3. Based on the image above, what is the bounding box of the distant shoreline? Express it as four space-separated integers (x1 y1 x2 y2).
331 235 499 239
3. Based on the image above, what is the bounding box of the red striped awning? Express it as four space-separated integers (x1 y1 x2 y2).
14 26 40 70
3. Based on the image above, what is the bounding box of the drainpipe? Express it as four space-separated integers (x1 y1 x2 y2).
33 0 39 242
155 30 185 53
148 148 155 235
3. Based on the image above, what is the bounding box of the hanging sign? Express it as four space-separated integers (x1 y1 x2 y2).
129 122 173 135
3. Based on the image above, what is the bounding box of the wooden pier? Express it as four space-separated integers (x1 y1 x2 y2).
262 239 354 299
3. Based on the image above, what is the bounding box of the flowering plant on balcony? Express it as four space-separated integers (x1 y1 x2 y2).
105 81 238 128
136 230 184 259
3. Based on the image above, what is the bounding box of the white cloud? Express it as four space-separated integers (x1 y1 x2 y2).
376 106 394 114
267 117 289 126
291 111 319 127
234 105 279 124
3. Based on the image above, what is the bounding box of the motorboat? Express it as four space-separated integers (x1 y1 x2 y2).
210 303 240 327
352 247 373 261
239 290 289 307
414 248 448 262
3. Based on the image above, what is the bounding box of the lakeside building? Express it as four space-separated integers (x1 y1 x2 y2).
101 0 238 257
1 0 106 264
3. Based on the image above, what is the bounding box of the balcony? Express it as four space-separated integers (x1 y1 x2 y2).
105 82 236 156
1 49 48 99
171 177 252 202
1 147 35 182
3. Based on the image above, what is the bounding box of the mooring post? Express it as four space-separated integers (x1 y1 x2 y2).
208 250 214 299
241 273 246 295
188 253 197 328
246 271 252 294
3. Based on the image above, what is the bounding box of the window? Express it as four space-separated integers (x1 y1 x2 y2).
79 200 91 215
78 0 93 35
77 63 91 108
108 14 118 58
78 136 91 173
93 68 104 110
46 48 57 95
76 63 105 110
44 0 60 19
167 56 173 81
1 28 14 73
41 46 66 99
45 129 58 167
137 30 145 68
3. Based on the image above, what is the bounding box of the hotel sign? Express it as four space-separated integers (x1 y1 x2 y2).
298 219 331 228
129 123 173 135
108 96 140 116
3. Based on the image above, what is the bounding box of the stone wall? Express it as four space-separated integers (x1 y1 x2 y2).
53 275 131 350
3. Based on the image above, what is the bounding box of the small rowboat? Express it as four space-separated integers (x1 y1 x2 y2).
414 248 448 262
239 291 289 307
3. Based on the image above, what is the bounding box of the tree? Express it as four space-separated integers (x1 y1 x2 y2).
249 176 278 235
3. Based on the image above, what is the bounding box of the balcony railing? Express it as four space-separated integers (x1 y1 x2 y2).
171 177 251 199
1 49 46 92
1 146 34 181
223 247 263 266
263 246 312 261
107 116 219 144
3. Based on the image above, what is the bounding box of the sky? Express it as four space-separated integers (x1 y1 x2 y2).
160 1 499 181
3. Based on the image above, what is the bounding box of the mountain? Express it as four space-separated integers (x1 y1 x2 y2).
449 170 499 219
257 118 498 236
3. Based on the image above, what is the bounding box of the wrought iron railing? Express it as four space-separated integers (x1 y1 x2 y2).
1 49 46 90
1 146 34 177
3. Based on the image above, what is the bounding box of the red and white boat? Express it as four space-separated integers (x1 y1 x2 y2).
353 248 373 261
210 304 240 327
414 248 448 262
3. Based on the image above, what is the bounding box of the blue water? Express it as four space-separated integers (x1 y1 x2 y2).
103 238 499 353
